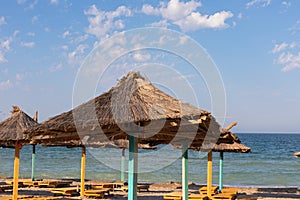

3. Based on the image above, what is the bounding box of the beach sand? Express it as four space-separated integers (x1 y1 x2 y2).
1 178 300 199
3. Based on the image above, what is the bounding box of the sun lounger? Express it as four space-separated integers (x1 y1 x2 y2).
5 180 24 187
211 193 236 200
220 187 238 194
21 180 40 187
0 185 13 192
199 186 219 195
84 188 111 198
50 187 79 196
121 184 150 192
163 191 183 200
188 194 209 200
113 181 124 191
91 182 114 189
38 180 72 188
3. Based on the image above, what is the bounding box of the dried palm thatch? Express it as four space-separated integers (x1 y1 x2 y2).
26 71 222 147
211 141 250 153
0 106 37 147
174 122 251 153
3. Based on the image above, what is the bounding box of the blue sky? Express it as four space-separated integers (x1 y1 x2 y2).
0 0 300 133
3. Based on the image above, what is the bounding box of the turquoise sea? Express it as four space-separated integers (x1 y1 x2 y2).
0 133 300 187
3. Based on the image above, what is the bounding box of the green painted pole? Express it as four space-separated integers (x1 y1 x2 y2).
219 152 224 192
128 135 138 200
31 145 36 181
121 148 125 182
182 141 188 200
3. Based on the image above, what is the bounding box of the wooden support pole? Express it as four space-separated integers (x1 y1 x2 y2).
31 144 36 181
80 146 86 197
121 148 126 182
219 152 224 192
182 141 188 200
128 135 138 200
13 143 20 200
207 151 213 198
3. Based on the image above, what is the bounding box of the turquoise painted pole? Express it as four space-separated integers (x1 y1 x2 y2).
31 145 36 181
219 152 224 192
182 141 188 200
121 148 125 182
128 135 138 200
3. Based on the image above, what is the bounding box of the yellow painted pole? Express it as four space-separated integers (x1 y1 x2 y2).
80 146 86 197
12 143 20 200
207 151 212 198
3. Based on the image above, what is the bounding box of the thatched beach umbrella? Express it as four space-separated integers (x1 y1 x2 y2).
213 123 250 193
0 106 38 200
213 141 250 192
187 122 250 197
26 71 224 200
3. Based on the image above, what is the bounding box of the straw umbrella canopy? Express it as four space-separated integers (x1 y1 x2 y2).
26 71 221 146
209 131 250 194
0 106 36 147
25 71 225 200
185 123 250 196
0 106 38 200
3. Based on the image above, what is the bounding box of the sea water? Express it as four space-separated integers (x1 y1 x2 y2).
0 133 299 186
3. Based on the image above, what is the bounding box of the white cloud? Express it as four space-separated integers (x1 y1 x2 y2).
21 41 35 48
0 52 7 63
49 63 63 72
32 16 38 24
16 72 31 81
142 4 161 15
44 27 50 32
162 0 201 21
272 42 300 72
0 80 13 90
0 37 12 63
27 0 38 10
142 0 233 31
13 30 20 37
62 31 70 38
17 0 26 4
68 44 88 65
148 20 169 28
72 34 89 44
174 11 233 31
133 52 151 62
282 1 291 7
61 45 68 51
0 16 6 26
246 0 272 8
289 20 300 35
0 38 12 51
84 5 132 39
277 52 300 72
272 42 288 53
237 13 243 19
50 0 58 5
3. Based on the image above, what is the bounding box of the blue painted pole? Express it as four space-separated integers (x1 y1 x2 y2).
121 148 125 182
128 135 138 200
182 141 188 200
219 152 224 192
31 145 36 181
